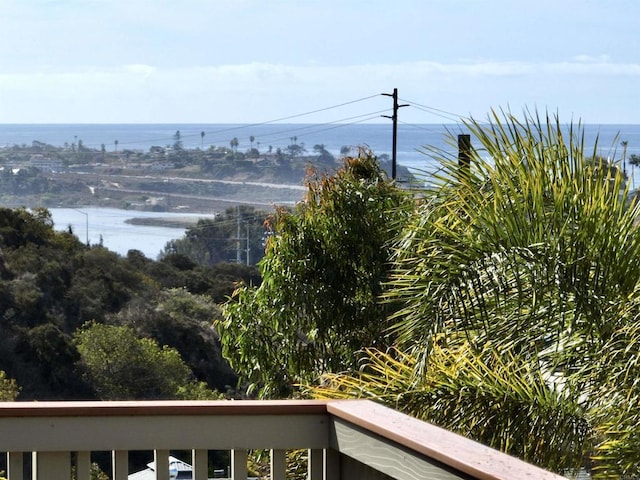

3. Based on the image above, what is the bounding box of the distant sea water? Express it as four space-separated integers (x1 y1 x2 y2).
2 122 640 179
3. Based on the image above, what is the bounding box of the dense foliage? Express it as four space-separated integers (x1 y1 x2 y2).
308 112 640 477
0 207 256 399
218 152 413 397
7 114 640 476
162 206 270 266
74 322 197 400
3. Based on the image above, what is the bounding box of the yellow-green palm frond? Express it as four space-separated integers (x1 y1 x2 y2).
308 343 590 474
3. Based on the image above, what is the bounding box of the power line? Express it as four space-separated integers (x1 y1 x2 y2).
398 98 466 123
108 94 383 150
249 110 391 147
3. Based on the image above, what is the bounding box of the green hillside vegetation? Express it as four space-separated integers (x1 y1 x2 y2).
0 207 255 399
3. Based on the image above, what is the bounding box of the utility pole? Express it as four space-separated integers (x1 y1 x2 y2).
236 205 242 263
246 223 250 266
73 208 89 246
382 88 409 180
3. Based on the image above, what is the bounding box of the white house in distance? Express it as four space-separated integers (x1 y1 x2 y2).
127 456 256 480
128 456 198 480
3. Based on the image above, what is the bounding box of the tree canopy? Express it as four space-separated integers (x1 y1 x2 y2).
74 322 221 400
162 206 269 267
218 151 413 397
0 207 250 400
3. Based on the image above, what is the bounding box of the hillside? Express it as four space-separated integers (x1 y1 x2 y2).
0 207 261 400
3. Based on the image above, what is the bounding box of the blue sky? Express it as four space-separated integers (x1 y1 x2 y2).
1 0 639 124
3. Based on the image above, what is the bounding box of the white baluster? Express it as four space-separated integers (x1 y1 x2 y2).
75 451 91 480
32 452 70 480
192 449 208 480
270 449 286 480
112 450 128 480
231 449 247 480
7 451 23 480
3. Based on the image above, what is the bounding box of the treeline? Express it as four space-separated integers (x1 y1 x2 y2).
0 207 261 400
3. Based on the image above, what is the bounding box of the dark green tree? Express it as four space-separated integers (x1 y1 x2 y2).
111 288 237 392
162 206 269 266
74 322 195 400
313 144 335 165
218 152 412 397
173 130 183 151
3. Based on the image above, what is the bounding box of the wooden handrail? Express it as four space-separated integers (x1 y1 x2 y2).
0 399 568 480
0 399 328 417
327 400 568 480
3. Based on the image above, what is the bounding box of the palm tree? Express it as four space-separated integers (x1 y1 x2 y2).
114 139 118 153
309 111 640 477
201 131 205 149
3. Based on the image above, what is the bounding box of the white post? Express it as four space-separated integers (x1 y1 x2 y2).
231 449 247 480
270 449 286 480
76 451 91 480
155 449 170 480
192 449 208 480
112 450 128 480
32 452 70 480
308 449 323 480
7 452 23 480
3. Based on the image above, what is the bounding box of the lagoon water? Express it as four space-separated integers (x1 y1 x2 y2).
49 208 214 259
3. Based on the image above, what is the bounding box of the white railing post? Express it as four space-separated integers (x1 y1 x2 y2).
155 449 170 480
270 449 286 480
112 450 128 480
7 452 23 480
307 449 323 480
231 449 247 480
76 451 91 480
192 449 208 480
32 452 70 480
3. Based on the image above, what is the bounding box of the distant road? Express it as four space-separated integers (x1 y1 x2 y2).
96 185 298 207
107 173 308 191
51 170 305 210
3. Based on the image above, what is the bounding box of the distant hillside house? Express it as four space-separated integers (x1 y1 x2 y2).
30 155 63 172
128 455 257 480
128 456 193 480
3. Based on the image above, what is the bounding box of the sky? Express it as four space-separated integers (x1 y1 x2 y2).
1 0 639 124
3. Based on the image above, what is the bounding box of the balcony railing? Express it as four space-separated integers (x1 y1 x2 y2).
0 399 567 480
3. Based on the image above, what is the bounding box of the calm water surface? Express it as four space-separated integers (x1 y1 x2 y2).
49 208 214 259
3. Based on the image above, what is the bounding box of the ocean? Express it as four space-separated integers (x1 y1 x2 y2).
2 122 640 178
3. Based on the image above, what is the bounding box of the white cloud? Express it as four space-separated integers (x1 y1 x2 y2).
1 59 639 123
572 54 611 63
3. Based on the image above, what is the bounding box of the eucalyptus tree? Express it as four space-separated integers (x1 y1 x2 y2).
310 112 640 477
218 152 413 398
